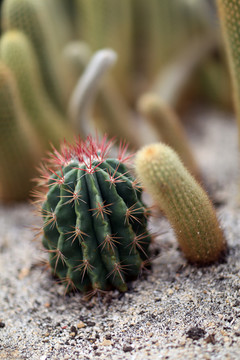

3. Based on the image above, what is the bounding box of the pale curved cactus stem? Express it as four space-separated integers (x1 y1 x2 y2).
66 44 140 149
68 48 117 136
135 143 226 264
137 93 200 178
216 0 240 139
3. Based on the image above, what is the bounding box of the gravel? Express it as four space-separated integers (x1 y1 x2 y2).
0 108 240 360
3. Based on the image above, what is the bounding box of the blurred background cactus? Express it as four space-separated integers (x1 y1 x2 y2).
216 0 240 142
0 0 235 201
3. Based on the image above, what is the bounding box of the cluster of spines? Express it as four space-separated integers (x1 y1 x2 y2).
34 136 152 294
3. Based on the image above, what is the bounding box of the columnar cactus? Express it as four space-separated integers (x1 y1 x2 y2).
0 31 73 148
137 93 200 178
76 0 133 102
216 0 240 138
76 0 213 105
2 0 69 110
135 143 226 264
35 136 151 293
0 61 41 201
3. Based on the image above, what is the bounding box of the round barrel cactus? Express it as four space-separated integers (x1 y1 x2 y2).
35 136 151 294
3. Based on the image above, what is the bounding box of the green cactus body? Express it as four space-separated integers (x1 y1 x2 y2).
2 0 68 110
0 31 73 148
0 61 41 201
37 136 151 293
196 57 232 110
45 0 74 49
217 0 240 134
135 143 226 264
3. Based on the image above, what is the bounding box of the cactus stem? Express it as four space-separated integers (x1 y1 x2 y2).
68 49 117 135
35 135 151 293
135 143 226 264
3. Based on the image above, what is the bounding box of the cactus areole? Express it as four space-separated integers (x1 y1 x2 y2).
35 136 151 294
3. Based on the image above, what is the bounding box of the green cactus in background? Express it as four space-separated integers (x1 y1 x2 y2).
68 47 140 149
216 0 240 138
46 0 74 50
137 93 200 178
196 54 232 110
62 41 92 96
2 0 69 110
0 61 41 201
0 0 229 202
76 0 133 103
35 136 151 293
135 143 226 264
76 0 214 105
0 31 74 148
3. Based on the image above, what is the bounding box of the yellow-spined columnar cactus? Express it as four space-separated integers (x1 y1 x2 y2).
217 0 240 139
135 143 226 264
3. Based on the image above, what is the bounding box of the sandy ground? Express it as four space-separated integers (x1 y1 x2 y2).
0 108 240 360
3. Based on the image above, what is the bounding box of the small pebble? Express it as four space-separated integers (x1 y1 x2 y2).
186 327 206 340
100 339 112 346
123 346 133 352
77 321 85 329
